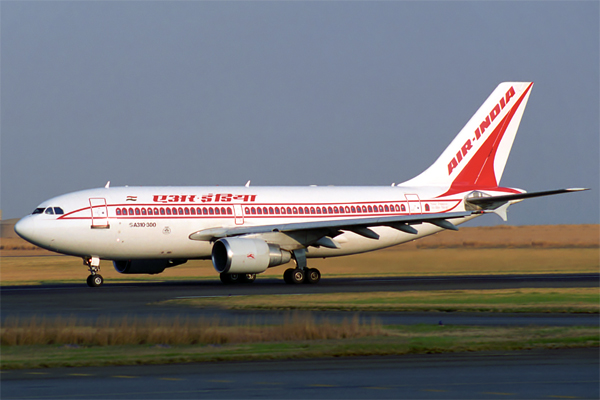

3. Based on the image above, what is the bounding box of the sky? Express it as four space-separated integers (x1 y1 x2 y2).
1 1 598 226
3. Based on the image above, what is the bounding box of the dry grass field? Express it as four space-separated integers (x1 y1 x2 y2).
1 225 598 285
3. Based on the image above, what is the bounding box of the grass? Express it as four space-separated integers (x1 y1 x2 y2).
2 325 597 370
1 248 598 285
1 313 382 346
161 288 600 313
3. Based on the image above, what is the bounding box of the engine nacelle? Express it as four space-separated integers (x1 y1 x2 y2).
113 259 187 274
212 238 292 274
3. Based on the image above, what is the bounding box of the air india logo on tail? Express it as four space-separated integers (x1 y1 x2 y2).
447 86 516 175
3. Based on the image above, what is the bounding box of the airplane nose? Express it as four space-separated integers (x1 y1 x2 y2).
14 216 36 242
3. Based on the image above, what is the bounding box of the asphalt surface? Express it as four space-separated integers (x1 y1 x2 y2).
2 349 598 399
2 274 598 326
2 274 598 399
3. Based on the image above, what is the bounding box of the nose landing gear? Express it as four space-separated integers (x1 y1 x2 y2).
84 256 103 287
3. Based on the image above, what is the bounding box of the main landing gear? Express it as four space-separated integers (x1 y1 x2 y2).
84 256 104 287
283 249 321 284
219 272 257 284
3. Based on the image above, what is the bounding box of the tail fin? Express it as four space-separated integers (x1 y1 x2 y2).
402 82 534 192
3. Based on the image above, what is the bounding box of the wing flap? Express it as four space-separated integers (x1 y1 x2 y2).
188 211 475 242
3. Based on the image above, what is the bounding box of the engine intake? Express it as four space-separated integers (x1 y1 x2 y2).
113 259 187 274
212 238 291 274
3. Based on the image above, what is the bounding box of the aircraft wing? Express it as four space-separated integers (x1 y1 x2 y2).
189 210 476 247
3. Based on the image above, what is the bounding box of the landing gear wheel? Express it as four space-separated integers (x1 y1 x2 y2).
220 273 242 284
241 273 256 283
283 268 295 284
304 268 321 284
87 274 103 287
291 268 305 284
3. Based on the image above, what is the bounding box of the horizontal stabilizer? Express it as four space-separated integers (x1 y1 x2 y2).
467 188 589 209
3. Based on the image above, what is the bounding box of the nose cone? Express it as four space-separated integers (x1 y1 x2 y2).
14 216 36 243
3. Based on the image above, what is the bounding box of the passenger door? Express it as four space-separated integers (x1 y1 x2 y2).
89 198 110 228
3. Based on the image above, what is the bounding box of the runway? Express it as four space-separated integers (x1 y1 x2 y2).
2 273 598 399
2 349 598 399
2 274 598 326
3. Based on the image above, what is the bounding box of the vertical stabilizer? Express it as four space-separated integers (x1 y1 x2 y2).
402 82 533 192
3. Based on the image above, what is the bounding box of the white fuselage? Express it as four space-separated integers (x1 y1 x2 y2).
15 185 484 261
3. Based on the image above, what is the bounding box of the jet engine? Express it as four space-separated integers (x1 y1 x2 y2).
113 259 187 274
212 238 291 274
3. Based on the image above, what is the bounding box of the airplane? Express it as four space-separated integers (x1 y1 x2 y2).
14 82 588 287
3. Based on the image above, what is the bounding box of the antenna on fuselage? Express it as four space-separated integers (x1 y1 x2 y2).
245 180 251 187
105 181 110 188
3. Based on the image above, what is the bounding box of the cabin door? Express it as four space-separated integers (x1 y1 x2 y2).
404 194 421 215
89 198 110 228
233 204 244 225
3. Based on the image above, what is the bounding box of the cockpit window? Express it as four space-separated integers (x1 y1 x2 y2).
53 207 64 215
32 208 45 215
44 207 55 215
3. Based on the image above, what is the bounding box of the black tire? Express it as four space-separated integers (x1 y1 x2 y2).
291 268 305 284
305 268 321 284
89 274 103 287
241 273 256 283
283 268 295 284
220 273 242 284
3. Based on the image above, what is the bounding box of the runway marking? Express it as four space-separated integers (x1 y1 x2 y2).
159 377 184 381
69 373 93 376
26 372 49 375
422 389 448 392
255 381 284 385
112 375 138 379
363 386 391 390
549 396 581 399
207 379 233 383
308 384 338 387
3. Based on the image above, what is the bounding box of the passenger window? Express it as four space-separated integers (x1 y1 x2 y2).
251 207 256 215
400 204 406 212
160 208 166 215
203 207 208 215
129 208 134 215
154 208 159 215
328 207 333 214
141 208 147 215
287 207 292 214
269 207 274 214
310 207 315 214
345 206 350 213
351 206 356 213
339 206 344 214
368 205 373 213
263 207 268 215
190 208 195 215
116 209 122 215
215 208 220 215
148 208 153 215
166 208 172 215
257 207 262 215
293 207 297 214
316 208 321 214
425 204 430 212
177 207 182 215
333 206 339 213
184 208 189 215
135 208 140 215
245 207 250 214
304 207 309 214
384 205 389 212
227 207 232 215
209 208 214 215
275 207 280 214
298 207 303 214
